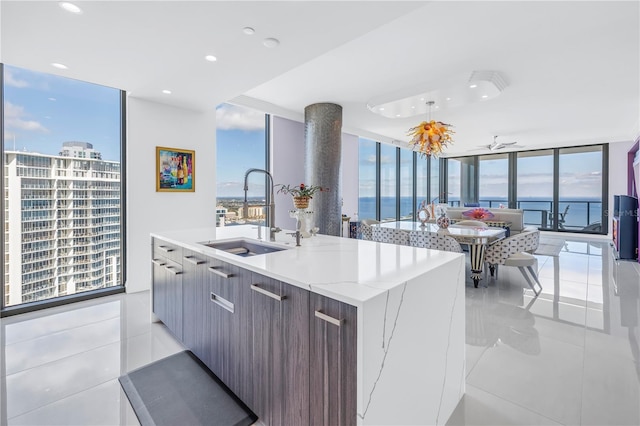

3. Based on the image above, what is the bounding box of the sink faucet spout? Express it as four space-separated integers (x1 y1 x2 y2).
243 168 278 242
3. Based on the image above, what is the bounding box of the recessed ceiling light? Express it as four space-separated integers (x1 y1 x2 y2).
435 106 440 109
243 27 255 35
162 90 172 95
420 97 425 101
411 106 415 109
396 114 401 117
445 97 451 101
469 84 478 89
204 55 217 62
379 107 385 111
481 95 488 99
51 62 68 69
262 38 280 48
59 2 82 14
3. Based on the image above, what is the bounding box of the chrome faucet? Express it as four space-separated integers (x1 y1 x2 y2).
243 168 280 242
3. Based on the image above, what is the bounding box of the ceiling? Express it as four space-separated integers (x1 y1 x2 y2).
2 1 639 156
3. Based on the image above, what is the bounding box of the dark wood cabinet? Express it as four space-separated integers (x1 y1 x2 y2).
250 272 310 426
151 241 357 426
309 293 357 426
181 249 210 362
151 255 183 340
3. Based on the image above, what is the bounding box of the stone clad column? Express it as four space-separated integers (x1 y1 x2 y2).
304 103 342 236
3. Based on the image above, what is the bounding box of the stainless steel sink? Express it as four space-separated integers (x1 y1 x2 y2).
200 239 287 257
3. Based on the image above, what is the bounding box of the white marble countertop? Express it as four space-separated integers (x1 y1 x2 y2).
151 225 463 306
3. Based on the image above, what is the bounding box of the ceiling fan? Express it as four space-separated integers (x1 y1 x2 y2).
482 135 521 151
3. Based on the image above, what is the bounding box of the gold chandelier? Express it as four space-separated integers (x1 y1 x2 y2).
407 101 454 157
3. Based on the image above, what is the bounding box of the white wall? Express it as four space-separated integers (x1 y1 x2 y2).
271 115 360 234
607 140 636 236
126 98 216 293
272 116 304 230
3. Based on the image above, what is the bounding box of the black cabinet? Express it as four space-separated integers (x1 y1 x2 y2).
250 272 310 426
181 249 210 362
613 195 638 260
310 293 357 426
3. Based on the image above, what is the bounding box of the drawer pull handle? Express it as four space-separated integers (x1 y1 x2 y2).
158 245 174 253
151 259 166 266
315 310 343 327
208 266 233 278
250 284 285 301
210 292 235 313
183 256 205 265
164 266 182 275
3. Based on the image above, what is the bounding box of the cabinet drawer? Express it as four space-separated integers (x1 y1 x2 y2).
153 238 183 263
207 259 238 302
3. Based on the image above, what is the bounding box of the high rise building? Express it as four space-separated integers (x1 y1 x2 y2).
4 143 121 306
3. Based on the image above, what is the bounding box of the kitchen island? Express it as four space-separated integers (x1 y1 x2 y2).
150 225 465 425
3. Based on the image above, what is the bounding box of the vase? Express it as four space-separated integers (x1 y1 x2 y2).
293 196 310 209
436 213 450 229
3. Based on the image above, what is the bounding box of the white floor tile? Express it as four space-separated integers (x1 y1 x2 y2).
446 384 562 426
466 335 584 425
8 380 140 426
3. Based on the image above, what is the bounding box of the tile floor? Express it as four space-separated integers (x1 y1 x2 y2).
0 233 638 425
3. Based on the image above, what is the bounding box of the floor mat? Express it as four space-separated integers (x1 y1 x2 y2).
119 350 257 426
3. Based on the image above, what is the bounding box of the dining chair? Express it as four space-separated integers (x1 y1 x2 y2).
484 229 542 295
409 231 463 253
371 226 410 246
360 219 380 240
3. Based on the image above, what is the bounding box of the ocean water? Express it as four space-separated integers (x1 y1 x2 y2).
357 197 603 229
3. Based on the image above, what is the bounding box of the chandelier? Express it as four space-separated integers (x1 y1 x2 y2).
407 101 454 157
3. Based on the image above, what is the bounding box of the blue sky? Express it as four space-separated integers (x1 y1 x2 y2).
215 104 266 198
3 65 121 161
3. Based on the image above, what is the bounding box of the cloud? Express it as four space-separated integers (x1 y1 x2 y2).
216 104 265 131
4 70 29 88
4 101 49 133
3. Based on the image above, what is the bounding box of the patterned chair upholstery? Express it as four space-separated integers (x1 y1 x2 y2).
371 226 410 246
360 219 379 241
484 229 542 294
408 231 463 253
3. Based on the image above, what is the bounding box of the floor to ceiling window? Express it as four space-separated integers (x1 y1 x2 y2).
2 64 125 313
399 147 414 220
358 140 439 222
358 138 377 220
517 149 554 229
557 145 604 232
478 153 509 207
444 145 607 234
379 143 397 221
215 103 267 227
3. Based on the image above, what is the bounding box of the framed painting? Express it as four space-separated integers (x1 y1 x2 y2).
156 146 195 192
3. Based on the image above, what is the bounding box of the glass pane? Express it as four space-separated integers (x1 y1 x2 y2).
416 155 428 208
399 148 414 220
380 144 397 221
558 146 603 232
358 138 377 221
3 65 122 308
430 156 440 203
447 157 475 207
215 103 266 227
479 153 508 208
517 150 554 229
447 158 461 206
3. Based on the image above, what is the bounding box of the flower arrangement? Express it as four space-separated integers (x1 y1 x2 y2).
275 183 328 198
462 207 495 220
407 120 454 157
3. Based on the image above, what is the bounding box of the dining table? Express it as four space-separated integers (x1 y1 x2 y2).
373 221 507 288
